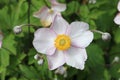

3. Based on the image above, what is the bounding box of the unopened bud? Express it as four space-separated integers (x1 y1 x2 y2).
41 20 51 27
102 32 111 41
37 59 44 65
113 56 119 62
55 66 67 75
89 0 96 4
34 54 41 60
13 26 22 34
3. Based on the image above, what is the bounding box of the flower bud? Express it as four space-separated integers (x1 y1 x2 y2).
113 56 119 62
13 26 22 34
37 59 44 65
102 32 111 41
55 66 67 75
89 0 96 4
34 54 41 60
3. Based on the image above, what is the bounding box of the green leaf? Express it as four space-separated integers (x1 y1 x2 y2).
3 34 16 55
114 28 120 44
79 5 89 18
65 1 80 15
86 44 104 67
0 48 10 68
19 64 39 79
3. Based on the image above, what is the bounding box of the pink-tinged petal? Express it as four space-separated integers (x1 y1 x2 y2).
65 47 87 70
49 0 66 12
50 15 69 34
52 3 66 12
0 41 2 48
33 28 56 55
69 21 89 38
71 31 93 48
118 1 120 11
114 13 120 25
47 50 65 70
33 6 54 27
33 6 49 19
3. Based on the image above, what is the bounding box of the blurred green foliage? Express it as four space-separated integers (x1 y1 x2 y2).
0 0 120 80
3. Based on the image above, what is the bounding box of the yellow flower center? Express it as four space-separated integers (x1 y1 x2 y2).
41 20 51 27
48 9 54 14
55 35 71 50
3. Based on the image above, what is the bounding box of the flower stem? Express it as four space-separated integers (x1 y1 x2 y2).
27 0 31 37
91 30 104 34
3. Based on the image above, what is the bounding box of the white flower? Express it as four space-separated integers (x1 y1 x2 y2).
113 56 119 63
33 15 93 70
88 0 96 4
13 26 22 34
33 0 66 27
114 1 120 25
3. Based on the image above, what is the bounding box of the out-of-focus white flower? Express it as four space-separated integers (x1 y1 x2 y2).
88 0 96 4
33 0 66 27
33 15 93 70
113 56 119 63
55 66 66 75
0 31 3 48
55 66 67 77
13 26 22 34
102 32 111 41
54 78 58 80
114 1 120 25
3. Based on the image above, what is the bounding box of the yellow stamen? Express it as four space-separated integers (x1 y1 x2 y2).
41 20 51 27
48 9 54 14
55 35 71 50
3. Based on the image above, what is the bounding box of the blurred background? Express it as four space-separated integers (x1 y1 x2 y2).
0 0 120 80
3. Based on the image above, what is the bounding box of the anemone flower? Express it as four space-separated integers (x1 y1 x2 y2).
114 1 120 25
33 15 93 70
33 0 66 27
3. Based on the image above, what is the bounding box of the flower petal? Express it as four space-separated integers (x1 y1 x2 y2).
0 41 2 48
65 47 87 70
33 6 49 19
47 50 65 70
33 6 55 27
50 15 69 34
71 31 93 48
33 28 56 55
114 13 120 25
51 0 66 12
69 21 89 38
52 4 66 12
118 1 120 11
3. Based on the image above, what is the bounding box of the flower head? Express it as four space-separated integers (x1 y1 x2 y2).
33 0 66 27
33 15 93 70
114 1 120 25
102 32 111 41
13 26 22 34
